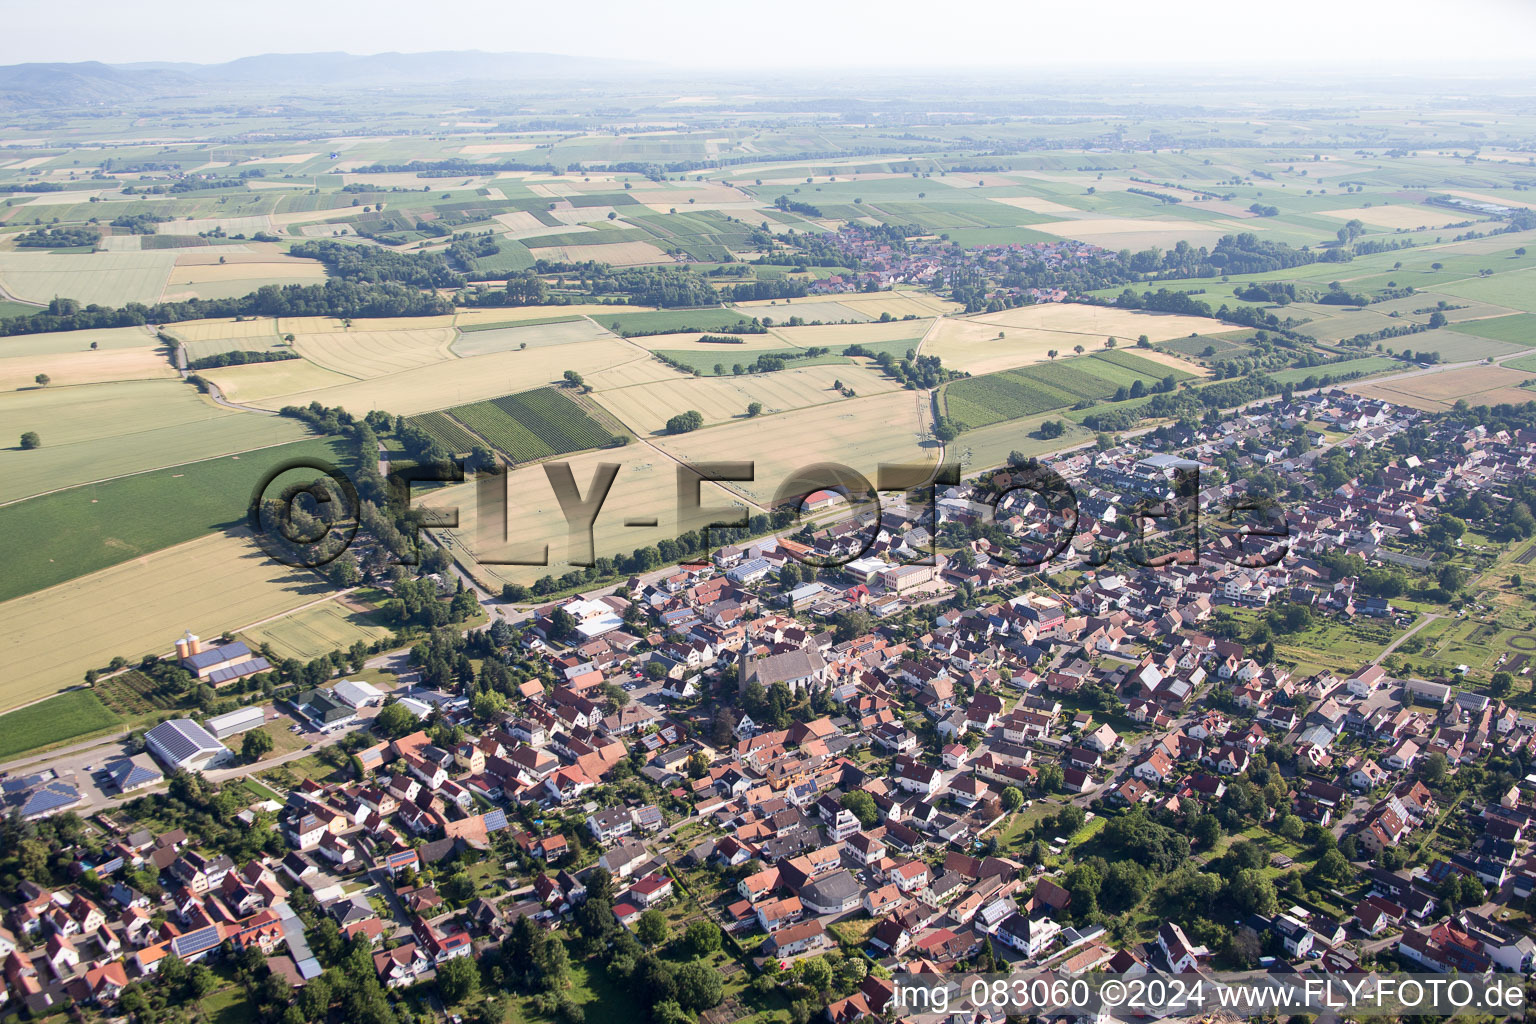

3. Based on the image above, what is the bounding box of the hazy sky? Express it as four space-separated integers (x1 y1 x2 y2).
4 0 1535 70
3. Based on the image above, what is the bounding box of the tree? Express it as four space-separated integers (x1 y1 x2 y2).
1000 786 1024 811
375 701 417 738
436 954 480 1004
674 961 724 1011
840 790 880 828
685 919 722 957
19 431 40 449
665 410 704 434
241 728 274 762
34 373 50 387
1418 752 1448 785
747 401 763 417
636 908 668 947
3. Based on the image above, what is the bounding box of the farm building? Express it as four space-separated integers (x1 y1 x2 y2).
334 679 385 708
206 706 266 740
146 719 231 773
175 632 271 685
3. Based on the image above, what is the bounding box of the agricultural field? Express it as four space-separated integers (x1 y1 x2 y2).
654 388 937 507
448 386 623 462
290 327 458 378
0 688 123 761
594 361 895 435
1445 313 1536 345
0 379 312 504
1265 356 1401 385
628 330 797 354
768 319 935 351
953 412 1094 474
599 309 771 338
158 259 328 301
1436 267 1536 314
1407 329 1529 363
242 338 639 416
0 528 336 709
239 594 394 661
725 298 871 323
199 357 356 402
1350 364 1536 411
441 449 746 592
943 351 1192 429
449 318 610 356
525 240 670 265
0 436 347 603
407 410 483 453
926 304 1219 375
0 250 176 307
0 339 175 391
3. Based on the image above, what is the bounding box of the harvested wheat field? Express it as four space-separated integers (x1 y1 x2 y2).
582 352 696 391
162 318 284 344
200 359 356 403
438 449 747 591
769 319 936 350
0 326 160 356
0 251 175 307
989 196 1083 215
1034 218 1253 249
526 241 671 266
1350 365 1536 411
835 292 964 317
973 303 1220 341
627 331 798 353
453 304 651 327
291 327 458 378
594 362 896 435
655 388 938 507
450 319 614 357
1316 206 1469 230
159 260 329 301
255 338 641 416
0 529 332 708
493 211 549 232
0 345 176 391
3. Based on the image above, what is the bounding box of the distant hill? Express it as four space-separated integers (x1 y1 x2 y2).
0 61 197 109
0 50 652 109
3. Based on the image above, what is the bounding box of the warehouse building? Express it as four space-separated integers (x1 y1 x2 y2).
206 706 266 740
146 719 231 773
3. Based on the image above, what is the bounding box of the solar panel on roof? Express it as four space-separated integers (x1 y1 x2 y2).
483 809 509 832
172 925 221 957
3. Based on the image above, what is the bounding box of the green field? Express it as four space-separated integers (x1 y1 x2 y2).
0 299 42 319
1265 356 1401 385
0 688 122 761
1446 313 1536 344
240 596 394 661
448 386 623 463
0 435 349 603
944 351 1188 429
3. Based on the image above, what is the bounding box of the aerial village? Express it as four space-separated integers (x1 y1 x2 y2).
5 385 1536 1023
